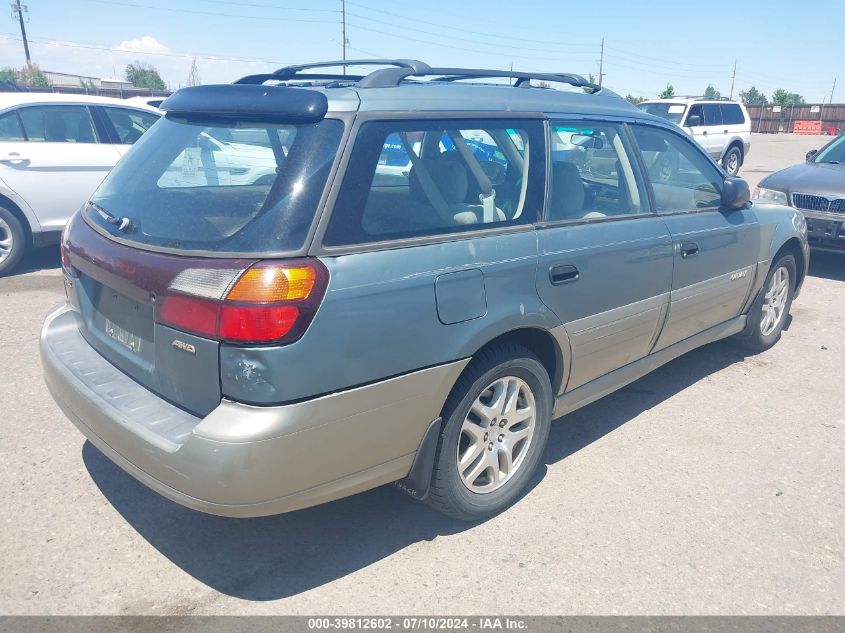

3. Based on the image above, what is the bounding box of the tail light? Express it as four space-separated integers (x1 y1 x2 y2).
157 259 329 345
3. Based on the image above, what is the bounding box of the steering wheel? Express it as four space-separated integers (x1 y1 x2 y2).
478 160 508 186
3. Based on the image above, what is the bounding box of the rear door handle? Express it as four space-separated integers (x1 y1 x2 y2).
549 264 579 285
0 152 29 163
680 242 699 258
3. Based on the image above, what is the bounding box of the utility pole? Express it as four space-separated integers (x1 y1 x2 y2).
598 37 604 87
12 0 31 65
729 59 736 100
341 0 346 74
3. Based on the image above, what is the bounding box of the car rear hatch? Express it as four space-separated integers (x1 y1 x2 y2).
61 84 344 417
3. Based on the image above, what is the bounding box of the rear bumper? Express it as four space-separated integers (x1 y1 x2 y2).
41 304 467 517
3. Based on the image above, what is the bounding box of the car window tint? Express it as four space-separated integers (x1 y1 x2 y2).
703 104 724 126
686 104 703 126
323 119 545 246
721 104 745 125
17 105 97 143
548 122 648 221
0 111 25 141
155 126 292 189
103 107 159 144
631 125 723 212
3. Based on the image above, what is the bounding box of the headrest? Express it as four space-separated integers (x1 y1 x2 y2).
409 154 468 205
549 161 585 220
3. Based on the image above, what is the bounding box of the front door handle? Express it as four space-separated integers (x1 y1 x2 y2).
680 242 699 258
549 264 579 285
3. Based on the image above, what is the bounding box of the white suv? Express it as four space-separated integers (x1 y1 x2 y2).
0 93 159 275
637 98 751 176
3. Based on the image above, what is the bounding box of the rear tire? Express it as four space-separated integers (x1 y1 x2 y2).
722 145 742 176
426 343 552 521
0 205 26 277
735 254 796 352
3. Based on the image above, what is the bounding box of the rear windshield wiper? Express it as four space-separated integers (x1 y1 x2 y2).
88 202 136 233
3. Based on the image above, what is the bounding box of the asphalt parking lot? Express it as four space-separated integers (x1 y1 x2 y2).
1 133 843 616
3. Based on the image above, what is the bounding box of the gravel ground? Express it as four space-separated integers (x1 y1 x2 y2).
1 134 842 616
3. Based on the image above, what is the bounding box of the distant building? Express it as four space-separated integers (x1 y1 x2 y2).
43 71 133 91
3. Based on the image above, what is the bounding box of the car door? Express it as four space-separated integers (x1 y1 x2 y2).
0 104 121 233
630 124 759 351
702 103 727 159
536 120 674 392
98 106 160 157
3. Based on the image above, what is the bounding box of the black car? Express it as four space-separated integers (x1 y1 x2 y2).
753 134 845 252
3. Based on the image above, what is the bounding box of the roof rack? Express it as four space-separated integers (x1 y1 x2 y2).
674 95 733 101
235 59 430 85
357 66 600 92
234 59 602 94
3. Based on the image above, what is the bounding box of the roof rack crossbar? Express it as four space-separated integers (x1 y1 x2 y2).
236 59 429 85
357 67 601 92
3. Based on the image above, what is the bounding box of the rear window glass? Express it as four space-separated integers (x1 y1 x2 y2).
721 104 745 125
85 116 343 254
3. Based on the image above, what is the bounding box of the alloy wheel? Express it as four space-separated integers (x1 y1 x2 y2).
0 217 13 264
457 376 536 494
760 265 790 336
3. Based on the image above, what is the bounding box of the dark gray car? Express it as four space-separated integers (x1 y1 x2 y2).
754 133 845 251
40 60 809 521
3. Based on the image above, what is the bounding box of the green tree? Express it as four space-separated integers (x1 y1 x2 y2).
0 67 17 83
16 63 50 88
703 84 721 99
739 86 767 105
125 61 166 90
659 83 675 99
626 94 645 105
771 88 805 106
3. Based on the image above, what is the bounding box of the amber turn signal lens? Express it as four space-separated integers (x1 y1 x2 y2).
226 265 317 302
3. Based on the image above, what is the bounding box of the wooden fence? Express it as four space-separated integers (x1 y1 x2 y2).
745 104 845 134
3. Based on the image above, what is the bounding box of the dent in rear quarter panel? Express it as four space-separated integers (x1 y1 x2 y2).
220 230 557 406
753 203 810 296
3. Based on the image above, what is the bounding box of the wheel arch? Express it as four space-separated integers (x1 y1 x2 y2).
724 138 745 162
773 236 806 288
0 192 34 247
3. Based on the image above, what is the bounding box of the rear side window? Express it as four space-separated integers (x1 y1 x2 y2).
323 119 545 246
102 106 159 144
85 116 343 254
548 121 649 221
631 125 723 212
0 111 24 141
18 105 97 143
721 104 745 125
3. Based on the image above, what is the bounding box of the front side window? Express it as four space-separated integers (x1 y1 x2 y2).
631 125 723 212
85 116 343 253
813 134 845 164
17 105 97 143
0 111 24 141
548 122 648 221
102 106 159 144
702 104 724 126
323 119 544 246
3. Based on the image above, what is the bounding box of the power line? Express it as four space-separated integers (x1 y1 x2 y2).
82 0 340 23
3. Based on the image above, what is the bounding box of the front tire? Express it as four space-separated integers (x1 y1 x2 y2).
722 146 742 176
736 254 796 352
426 344 552 521
0 205 26 277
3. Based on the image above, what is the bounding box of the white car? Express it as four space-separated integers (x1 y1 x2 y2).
637 97 751 176
0 93 160 274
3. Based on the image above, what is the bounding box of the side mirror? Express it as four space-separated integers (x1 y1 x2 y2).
721 177 750 209
805 148 818 162
686 114 702 127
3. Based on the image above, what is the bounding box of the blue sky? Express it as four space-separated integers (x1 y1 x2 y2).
0 0 841 101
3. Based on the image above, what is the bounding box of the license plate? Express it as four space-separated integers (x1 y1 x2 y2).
104 318 142 353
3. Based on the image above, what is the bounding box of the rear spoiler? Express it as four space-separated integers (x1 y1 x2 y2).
159 84 328 123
